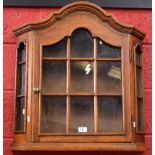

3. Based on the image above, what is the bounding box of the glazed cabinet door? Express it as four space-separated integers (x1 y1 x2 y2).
31 10 132 143
32 34 132 143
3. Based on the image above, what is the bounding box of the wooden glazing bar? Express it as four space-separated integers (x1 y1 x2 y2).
94 96 98 133
67 37 71 133
94 38 97 94
94 38 98 133
96 58 121 61
70 58 94 61
69 58 121 61
70 93 94 96
42 93 67 96
42 57 67 61
97 93 122 96
39 44 43 135
42 58 124 61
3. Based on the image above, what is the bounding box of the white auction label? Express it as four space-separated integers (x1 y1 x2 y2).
78 127 87 133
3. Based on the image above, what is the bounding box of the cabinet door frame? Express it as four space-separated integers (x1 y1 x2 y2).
31 10 132 143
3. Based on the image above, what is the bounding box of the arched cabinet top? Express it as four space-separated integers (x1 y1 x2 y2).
13 1 145 40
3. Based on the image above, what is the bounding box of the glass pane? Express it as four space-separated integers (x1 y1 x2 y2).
136 67 142 97
71 29 93 58
16 97 25 131
70 96 94 133
136 45 142 66
18 43 26 62
98 97 123 133
41 96 66 133
136 52 142 66
98 61 122 94
97 38 121 58
42 61 66 93
43 38 67 57
70 61 94 93
18 64 26 95
137 99 144 131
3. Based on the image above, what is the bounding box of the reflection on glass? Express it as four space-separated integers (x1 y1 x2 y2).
16 97 25 131
41 96 66 133
42 61 66 93
136 67 142 97
98 62 122 94
18 64 26 95
70 61 94 93
70 96 94 133
43 38 67 57
97 39 121 58
137 99 144 131
71 29 93 58
98 97 123 133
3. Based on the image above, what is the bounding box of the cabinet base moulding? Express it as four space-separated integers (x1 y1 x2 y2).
11 142 147 151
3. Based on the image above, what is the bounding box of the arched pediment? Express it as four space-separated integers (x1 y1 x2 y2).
13 1 145 39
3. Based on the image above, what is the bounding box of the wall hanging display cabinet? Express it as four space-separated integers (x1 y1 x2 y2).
11 1 146 151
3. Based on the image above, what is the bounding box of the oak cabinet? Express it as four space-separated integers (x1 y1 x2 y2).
11 1 146 151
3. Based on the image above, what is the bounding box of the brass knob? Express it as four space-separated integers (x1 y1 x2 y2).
33 88 40 93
